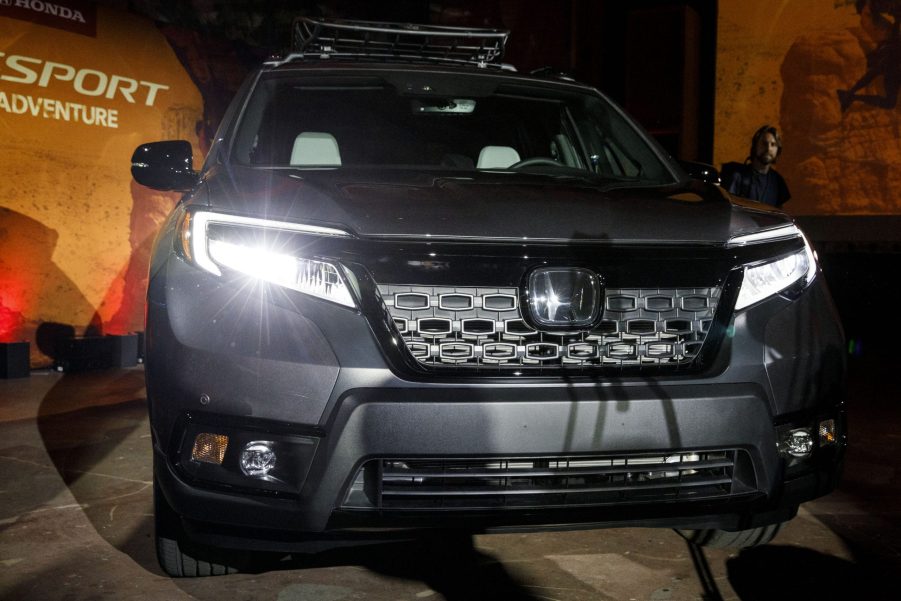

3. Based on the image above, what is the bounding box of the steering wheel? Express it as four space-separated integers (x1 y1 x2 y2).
510 157 561 169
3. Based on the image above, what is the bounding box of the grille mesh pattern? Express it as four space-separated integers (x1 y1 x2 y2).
343 450 747 509
378 285 721 370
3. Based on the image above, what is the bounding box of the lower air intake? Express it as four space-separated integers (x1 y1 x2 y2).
343 450 755 510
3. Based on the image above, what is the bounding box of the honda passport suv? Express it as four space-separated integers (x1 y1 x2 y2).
132 18 846 577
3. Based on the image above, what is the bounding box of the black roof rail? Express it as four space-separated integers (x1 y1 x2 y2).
265 17 513 70
529 66 576 81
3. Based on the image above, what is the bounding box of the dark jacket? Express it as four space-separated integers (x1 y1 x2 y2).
721 161 791 208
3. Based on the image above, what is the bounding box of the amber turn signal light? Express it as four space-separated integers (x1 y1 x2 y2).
191 433 229 464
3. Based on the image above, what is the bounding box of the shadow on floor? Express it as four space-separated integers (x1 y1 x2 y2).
726 544 889 599
35 369 159 574
249 535 547 601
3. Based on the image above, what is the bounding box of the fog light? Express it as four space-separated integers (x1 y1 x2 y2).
819 419 836 446
240 441 276 477
782 428 814 458
191 433 229 464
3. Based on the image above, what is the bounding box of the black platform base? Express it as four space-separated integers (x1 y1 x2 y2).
55 334 139 372
0 341 30 379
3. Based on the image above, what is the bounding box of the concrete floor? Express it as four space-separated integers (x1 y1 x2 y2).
1 359 899 600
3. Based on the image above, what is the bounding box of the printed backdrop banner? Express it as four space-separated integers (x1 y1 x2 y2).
717 0 901 215
0 4 203 365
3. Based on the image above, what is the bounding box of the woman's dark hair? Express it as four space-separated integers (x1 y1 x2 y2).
748 125 783 163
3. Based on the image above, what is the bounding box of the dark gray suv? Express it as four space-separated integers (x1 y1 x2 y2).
132 18 846 577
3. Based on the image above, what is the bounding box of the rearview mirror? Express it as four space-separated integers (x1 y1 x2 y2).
131 140 197 191
412 98 476 113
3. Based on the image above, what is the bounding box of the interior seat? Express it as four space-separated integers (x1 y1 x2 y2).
290 132 342 166
476 146 521 169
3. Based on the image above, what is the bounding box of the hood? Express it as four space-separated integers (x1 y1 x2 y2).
199 166 789 245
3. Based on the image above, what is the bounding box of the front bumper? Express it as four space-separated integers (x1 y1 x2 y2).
152 380 844 549
147 250 846 550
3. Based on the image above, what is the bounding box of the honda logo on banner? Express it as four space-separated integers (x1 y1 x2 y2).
0 0 97 37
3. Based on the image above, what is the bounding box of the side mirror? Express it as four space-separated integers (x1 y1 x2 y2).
679 160 720 186
131 140 197 191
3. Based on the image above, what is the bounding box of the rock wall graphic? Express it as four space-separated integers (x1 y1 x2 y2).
780 0 901 214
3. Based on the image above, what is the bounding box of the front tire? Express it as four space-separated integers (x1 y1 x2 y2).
676 522 785 548
154 479 239 577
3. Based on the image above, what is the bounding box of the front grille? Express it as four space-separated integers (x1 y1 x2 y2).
378 285 721 371
343 450 754 510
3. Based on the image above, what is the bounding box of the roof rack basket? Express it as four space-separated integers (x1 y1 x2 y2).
291 17 510 68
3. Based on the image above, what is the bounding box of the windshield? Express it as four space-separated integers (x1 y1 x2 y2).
231 71 677 186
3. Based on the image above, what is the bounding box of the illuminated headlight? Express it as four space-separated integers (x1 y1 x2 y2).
732 226 817 310
179 210 356 308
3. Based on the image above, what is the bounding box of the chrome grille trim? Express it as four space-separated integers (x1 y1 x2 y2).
394 292 430 310
438 293 474 311
460 317 496 337
483 293 517 311
378 285 721 370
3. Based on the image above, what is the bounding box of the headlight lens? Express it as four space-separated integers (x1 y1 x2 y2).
734 228 817 310
179 210 356 308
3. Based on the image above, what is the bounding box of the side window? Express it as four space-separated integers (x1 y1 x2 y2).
600 135 642 177
572 118 643 179
553 110 585 169
574 94 673 181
